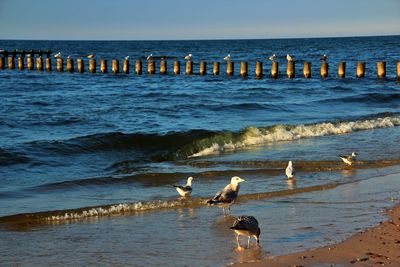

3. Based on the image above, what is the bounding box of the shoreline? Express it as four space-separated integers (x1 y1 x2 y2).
235 204 400 267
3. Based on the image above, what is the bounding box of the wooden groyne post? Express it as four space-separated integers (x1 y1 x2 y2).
226 61 234 76
173 61 180 75
160 60 167 75
100 59 108 73
45 58 52 71
199 61 206 75
213 62 220 75
356 62 365 78
255 61 263 79
286 61 295 78
397 62 400 82
303 62 311 78
89 59 96 73
147 60 155 74
135 60 142 75
36 57 43 71
240 61 248 77
338 62 346 78
66 58 74 72
320 62 328 78
112 59 119 74
376 61 386 78
17 57 24 70
123 59 129 74
27 57 34 70
0 57 4 69
56 58 63 72
271 61 278 79
185 61 193 75
77 59 84 73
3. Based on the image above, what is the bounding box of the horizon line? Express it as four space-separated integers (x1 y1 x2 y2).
0 34 399 42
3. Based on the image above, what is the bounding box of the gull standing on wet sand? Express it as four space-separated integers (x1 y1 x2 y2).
285 161 295 179
206 176 245 215
172 177 193 197
230 215 260 248
339 152 357 165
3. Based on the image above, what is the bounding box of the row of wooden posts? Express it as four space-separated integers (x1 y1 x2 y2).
0 56 399 80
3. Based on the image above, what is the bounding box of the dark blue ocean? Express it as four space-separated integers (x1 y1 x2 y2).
1 36 400 266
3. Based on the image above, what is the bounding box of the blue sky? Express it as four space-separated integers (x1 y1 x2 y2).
0 0 399 40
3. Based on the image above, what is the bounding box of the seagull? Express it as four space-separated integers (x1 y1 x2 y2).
339 152 357 166
320 54 327 61
285 161 295 179
87 54 95 59
124 56 130 60
268 54 276 61
230 216 260 248
146 53 153 61
172 177 193 197
224 54 231 62
54 52 61 58
184 53 192 61
206 176 245 215
67 55 71 59
286 54 293 62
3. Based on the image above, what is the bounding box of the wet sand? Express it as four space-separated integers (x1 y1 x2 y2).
235 204 400 267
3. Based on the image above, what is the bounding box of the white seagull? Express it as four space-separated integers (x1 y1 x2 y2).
67 55 71 59
285 161 295 179
320 54 327 61
224 54 231 62
87 54 95 59
124 55 130 60
206 176 245 215
339 152 357 166
146 54 153 61
54 52 61 58
184 53 192 61
268 54 276 61
286 54 293 62
172 177 193 197
230 216 260 248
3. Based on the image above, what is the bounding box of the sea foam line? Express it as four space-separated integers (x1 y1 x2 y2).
188 116 400 158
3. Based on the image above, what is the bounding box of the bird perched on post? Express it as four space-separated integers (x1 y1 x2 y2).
339 152 357 165
230 215 260 248
54 52 61 58
184 53 192 62
124 56 130 60
146 54 153 61
87 54 95 59
320 54 327 61
286 54 293 62
206 176 245 215
224 54 231 62
285 160 295 179
268 54 276 62
172 177 193 197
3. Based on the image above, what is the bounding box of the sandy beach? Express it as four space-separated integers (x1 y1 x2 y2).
235 204 400 267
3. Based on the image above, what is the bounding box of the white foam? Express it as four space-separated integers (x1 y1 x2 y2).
189 116 400 158
44 200 185 221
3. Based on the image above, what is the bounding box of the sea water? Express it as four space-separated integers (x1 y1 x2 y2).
0 36 400 266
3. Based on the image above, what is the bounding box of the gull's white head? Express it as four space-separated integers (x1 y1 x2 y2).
288 160 293 166
231 176 245 185
351 152 357 157
187 176 193 186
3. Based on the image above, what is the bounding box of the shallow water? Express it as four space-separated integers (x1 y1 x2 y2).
1 36 400 265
